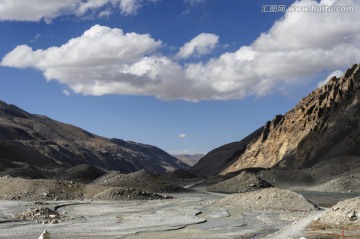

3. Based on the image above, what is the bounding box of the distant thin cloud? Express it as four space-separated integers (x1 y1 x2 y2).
62 89 71 96
98 9 112 18
179 133 187 139
29 34 41 43
185 0 205 6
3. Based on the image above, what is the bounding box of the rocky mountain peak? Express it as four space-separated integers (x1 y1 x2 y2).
192 64 360 176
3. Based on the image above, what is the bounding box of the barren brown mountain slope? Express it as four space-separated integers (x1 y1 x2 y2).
0 100 189 177
192 64 360 176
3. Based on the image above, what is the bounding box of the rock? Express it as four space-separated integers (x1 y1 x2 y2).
349 216 357 221
38 230 51 239
348 211 357 221
313 197 360 226
347 211 355 217
15 207 67 223
332 207 339 211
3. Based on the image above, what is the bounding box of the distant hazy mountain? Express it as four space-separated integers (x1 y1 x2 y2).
0 100 190 178
192 64 360 176
172 154 204 167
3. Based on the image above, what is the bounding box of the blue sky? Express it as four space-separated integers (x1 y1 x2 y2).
0 0 359 154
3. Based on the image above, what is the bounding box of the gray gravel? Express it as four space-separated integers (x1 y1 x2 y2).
0 192 306 239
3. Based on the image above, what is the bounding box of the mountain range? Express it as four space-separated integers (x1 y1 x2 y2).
2 63 360 180
172 154 204 166
0 100 189 178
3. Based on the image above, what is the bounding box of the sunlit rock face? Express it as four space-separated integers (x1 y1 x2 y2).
192 64 360 176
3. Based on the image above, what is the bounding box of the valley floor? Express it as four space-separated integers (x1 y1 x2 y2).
1 172 360 239
0 190 339 239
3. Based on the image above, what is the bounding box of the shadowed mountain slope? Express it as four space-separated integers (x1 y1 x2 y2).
0 101 190 178
190 128 264 176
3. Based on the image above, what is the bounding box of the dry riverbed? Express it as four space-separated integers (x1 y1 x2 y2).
0 191 317 239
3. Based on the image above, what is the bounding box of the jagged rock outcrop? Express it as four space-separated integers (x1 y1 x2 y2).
0 100 189 178
193 64 360 176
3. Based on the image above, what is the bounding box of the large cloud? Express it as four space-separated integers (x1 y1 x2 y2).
1 0 360 101
1 25 173 95
0 0 155 21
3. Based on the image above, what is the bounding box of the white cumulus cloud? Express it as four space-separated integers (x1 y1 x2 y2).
179 133 187 138
176 33 219 59
0 0 156 22
183 0 360 99
1 0 360 101
1 25 167 97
